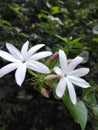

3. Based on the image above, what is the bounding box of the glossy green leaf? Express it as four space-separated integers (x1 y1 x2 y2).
63 94 88 130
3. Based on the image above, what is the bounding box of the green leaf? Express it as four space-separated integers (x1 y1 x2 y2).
92 38 98 42
92 105 98 116
55 34 68 43
0 19 12 27
51 6 60 14
70 37 82 44
38 13 49 19
83 89 96 106
82 82 97 106
63 94 88 130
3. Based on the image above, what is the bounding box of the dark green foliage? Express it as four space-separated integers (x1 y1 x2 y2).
0 0 98 130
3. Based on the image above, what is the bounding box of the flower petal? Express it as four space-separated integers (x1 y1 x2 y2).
27 44 45 58
68 76 90 88
6 43 23 60
28 51 52 61
56 77 66 98
0 50 21 62
21 41 29 58
27 60 50 73
54 67 63 76
66 78 76 104
0 63 19 77
68 68 89 77
68 56 83 72
15 63 27 86
59 50 68 74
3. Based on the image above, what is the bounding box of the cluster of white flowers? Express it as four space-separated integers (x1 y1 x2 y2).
0 41 90 104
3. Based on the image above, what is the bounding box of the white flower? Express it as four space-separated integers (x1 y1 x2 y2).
54 50 90 104
0 41 52 86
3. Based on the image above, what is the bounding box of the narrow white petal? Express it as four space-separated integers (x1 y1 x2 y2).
66 78 77 104
6 43 23 60
0 50 21 62
59 50 68 74
27 60 50 73
68 68 90 77
68 76 90 88
21 41 29 58
56 77 66 98
28 51 52 61
68 56 83 72
54 67 63 76
0 63 19 77
15 63 27 86
27 44 45 58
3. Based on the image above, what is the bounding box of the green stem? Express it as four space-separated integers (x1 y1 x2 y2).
28 69 38 77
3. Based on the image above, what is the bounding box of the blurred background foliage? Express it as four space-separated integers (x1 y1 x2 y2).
0 0 98 130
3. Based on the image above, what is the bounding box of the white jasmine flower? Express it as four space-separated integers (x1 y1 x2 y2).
54 50 90 104
0 41 52 86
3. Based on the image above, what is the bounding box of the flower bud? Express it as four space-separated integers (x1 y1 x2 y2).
41 88 49 98
45 74 60 82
